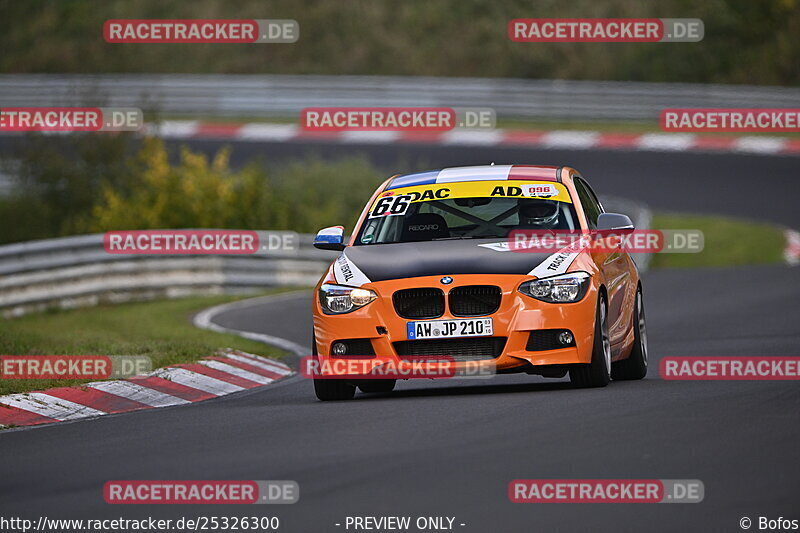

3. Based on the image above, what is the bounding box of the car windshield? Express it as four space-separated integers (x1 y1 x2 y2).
355 194 579 245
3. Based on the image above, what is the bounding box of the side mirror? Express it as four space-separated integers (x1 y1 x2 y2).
313 226 346 251
597 213 634 231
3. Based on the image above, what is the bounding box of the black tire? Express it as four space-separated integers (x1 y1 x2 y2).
611 287 648 381
358 380 397 394
311 331 356 401
569 293 611 388
314 377 357 401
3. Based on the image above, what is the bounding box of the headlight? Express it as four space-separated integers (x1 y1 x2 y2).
519 272 591 303
319 283 377 314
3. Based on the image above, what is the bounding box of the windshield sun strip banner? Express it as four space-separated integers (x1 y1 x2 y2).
386 165 560 189
368 180 572 218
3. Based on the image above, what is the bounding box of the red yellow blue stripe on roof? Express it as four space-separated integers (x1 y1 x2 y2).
386 165 560 190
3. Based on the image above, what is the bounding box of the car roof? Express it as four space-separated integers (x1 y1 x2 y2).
385 165 562 190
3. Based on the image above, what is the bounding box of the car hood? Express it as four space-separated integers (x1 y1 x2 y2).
339 238 570 283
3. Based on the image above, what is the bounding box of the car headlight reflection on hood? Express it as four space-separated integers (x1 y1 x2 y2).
319 283 377 314
519 272 591 303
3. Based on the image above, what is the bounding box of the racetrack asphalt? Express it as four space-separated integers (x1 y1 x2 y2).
1 141 798 533
1 136 798 227
179 139 800 228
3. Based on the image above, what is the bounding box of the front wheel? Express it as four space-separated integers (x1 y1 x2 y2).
611 287 648 381
569 294 611 388
312 331 356 401
314 378 356 401
358 380 396 393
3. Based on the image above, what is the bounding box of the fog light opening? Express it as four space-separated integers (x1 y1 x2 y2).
558 331 574 346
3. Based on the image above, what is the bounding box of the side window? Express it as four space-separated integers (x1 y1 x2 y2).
573 177 602 228
359 219 380 244
582 178 605 214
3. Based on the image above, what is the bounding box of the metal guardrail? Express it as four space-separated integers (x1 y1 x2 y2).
1 74 798 121
0 198 650 318
0 232 332 318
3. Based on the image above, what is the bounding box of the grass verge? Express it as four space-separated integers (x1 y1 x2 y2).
0 291 297 396
650 213 786 269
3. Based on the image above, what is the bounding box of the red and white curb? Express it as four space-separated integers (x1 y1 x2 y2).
145 121 800 156
0 349 293 429
785 229 800 266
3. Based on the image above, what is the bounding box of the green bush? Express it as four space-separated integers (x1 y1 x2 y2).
0 133 135 243
0 134 385 243
86 138 381 233
1 0 798 85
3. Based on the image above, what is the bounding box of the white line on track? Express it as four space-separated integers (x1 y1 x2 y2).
734 136 787 154
88 380 190 407
636 133 696 151
150 367 245 395
199 360 275 385
541 130 601 149
223 352 293 375
0 393 106 421
440 129 505 145
340 131 402 143
146 120 199 138
193 291 310 356
236 123 299 141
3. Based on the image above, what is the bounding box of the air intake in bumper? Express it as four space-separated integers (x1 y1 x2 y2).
393 337 507 361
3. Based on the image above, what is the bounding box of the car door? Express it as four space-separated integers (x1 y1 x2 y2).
574 177 631 350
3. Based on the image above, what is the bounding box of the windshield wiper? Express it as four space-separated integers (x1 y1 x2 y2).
431 235 500 241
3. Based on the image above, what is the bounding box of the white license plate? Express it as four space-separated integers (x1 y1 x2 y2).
406 318 493 340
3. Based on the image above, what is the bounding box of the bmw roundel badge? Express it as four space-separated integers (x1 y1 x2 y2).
440 276 453 285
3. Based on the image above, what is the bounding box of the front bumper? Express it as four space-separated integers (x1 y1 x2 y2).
312 274 598 376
